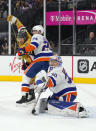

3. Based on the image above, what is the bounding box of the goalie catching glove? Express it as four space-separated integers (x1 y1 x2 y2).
34 70 48 93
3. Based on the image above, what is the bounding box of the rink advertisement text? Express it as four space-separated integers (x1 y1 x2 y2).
46 10 96 25
0 56 96 84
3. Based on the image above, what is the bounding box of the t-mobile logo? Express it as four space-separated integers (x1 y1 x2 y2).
50 16 55 22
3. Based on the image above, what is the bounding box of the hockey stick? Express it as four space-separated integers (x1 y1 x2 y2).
32 90 42 115
32 83 48 115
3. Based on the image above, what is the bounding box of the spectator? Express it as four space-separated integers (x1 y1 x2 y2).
49 41 55 50
49 41 58 54
11 42 17 55
0 39 3 54
0 0 8 18
1 36 8 54
80 32 96 55
11 36 17 55
22 1 32 12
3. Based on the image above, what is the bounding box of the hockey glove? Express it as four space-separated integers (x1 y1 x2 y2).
7 15 17 24
22 62 30 70
34 80 47 93
18 48 26 56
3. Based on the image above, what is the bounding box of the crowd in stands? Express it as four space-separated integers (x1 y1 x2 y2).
0 35 17 55
0 0 8 18
0 0 96 55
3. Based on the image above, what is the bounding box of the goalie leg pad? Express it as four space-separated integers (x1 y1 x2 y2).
48 99 88 118
48 103 76 117
39 98 48 113
49 99 78 110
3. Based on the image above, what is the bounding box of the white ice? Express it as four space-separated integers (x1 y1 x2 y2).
0 82 96 131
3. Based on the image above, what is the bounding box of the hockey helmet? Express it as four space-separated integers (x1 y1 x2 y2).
32 25 44 34
50 55 62 67
18 27 27 33
17 29 27 39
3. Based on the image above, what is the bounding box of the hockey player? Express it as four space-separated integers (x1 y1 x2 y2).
7 15 53 104
35 56 88 118
7 15 36 103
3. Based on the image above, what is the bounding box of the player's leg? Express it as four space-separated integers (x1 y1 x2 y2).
28 76 36 103
47 88 88 118
16 74 35 104
48 98 88 118
24 61 49 78
16 61 49 104
24 61 49 101
16 61 36 104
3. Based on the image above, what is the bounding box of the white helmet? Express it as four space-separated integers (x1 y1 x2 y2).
32 25 44 34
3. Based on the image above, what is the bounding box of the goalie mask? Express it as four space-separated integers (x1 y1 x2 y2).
50 56 62 67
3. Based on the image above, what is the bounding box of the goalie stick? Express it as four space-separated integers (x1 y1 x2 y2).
32 91 42 115
32 83 48 115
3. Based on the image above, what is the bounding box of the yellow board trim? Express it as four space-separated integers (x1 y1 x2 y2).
73 77 96 84
0 76 22 82
0 76 96 84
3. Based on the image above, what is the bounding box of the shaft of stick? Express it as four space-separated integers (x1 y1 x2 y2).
32 91 42 114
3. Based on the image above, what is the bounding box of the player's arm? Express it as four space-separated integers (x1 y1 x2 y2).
24 35 39 52
7 15 31 38
18 37 39 53
47 76 56 88
47 71 62 88
34 70 48 93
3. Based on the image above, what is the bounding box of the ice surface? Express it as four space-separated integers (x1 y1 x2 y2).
0 82 96 131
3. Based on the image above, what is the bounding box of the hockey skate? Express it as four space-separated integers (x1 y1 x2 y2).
76 103 88 118
16 93 28 104
16 89 36 105
27 89 36 104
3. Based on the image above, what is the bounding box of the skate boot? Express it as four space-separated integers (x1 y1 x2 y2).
76 103 88 118
16 93 28 104
27 89 36 104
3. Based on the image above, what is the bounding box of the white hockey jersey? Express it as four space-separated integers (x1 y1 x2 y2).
47 66 76 94
25 34 53 62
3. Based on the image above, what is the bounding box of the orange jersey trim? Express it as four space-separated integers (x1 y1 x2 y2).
66 94 71 102
21 87 29 92
24 58 50 74
68 103 78 111
24 61 35 74
33 58 50 62
47 77 54 87
25 44 36 52
62 91 77 97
